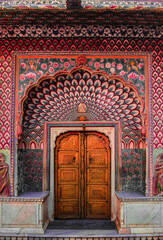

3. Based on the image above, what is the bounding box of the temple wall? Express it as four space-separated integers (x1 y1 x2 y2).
0 29 162 149
0 25 162 195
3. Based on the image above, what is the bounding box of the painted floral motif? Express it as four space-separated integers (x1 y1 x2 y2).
0 25 161 39
18 149 43 193
126 59 143 82
19 57 145 99
128 72 138 79
0 35 161 154
26 72 36 79
122 149 146 192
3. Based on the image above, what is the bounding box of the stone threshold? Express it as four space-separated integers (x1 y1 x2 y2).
0 232 162 239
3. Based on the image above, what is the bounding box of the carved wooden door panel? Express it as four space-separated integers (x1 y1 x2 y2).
85 132 111 219
55 131 111 219
55 132 80 218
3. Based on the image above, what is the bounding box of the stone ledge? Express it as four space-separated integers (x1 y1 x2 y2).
0 192 49 234
116 193 163 234
0 192 49 202
116 191 163 202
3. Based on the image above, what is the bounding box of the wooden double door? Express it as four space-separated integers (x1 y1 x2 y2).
55 131 111 219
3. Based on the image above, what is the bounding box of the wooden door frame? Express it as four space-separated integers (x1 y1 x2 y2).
43 121 122 221
54 131 111 219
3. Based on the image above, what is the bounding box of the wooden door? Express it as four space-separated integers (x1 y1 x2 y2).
55 131 111 219
85 132 111 218
55 132 80 218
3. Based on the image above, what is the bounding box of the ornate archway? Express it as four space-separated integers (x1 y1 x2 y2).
20 67 144 149
11 52 153 198
16 65 146 196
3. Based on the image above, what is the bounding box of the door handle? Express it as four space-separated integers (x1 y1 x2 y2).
89 157 94 164
73 156 76 163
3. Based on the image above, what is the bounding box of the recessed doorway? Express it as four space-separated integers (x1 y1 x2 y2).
54 131 111 219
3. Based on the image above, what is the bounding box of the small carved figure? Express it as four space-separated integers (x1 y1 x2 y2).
153 153 163 196
78 102 87 113
0 153 10 197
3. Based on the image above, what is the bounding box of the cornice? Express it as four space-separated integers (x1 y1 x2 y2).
0 1 162 10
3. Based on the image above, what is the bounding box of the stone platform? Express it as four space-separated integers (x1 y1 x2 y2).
0 192 49 234
0 192 163 238
0 219 162 240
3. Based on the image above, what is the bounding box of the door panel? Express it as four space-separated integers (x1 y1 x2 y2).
87 169 108 183
55 131 111 219
57 202 79 218
87 151 108 166
55 133 80 219
58 185 79 200
59 134 79 150
58 151 79 166
87 185 108 200
58 168 78 183
85 133 110 219
86 202 108 218
86 134 107 149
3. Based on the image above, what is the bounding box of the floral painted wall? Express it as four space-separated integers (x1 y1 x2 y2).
19 57 145 86
122 149 146 192
0 25 162 194
17 149 43 194
17 54 146 148
15 52 148 193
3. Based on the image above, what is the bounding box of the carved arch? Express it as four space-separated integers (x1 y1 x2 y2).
19 66 145 148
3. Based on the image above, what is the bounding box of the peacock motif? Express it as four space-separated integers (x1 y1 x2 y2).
22 68 143 143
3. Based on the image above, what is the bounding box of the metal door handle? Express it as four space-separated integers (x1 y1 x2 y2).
89 157 94 164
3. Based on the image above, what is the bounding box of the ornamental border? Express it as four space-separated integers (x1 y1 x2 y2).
0 0 162 10
0 25 162 39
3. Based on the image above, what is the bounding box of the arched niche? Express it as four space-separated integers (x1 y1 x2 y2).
20 67 145 149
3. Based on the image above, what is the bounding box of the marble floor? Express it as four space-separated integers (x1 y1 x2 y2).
0 220 162 238
48 219 117 230
45 219 119 237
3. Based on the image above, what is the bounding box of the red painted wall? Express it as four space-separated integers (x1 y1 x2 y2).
0 37 162 149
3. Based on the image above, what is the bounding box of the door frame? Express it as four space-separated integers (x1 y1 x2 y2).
43 121 122 221
54 131 111 219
